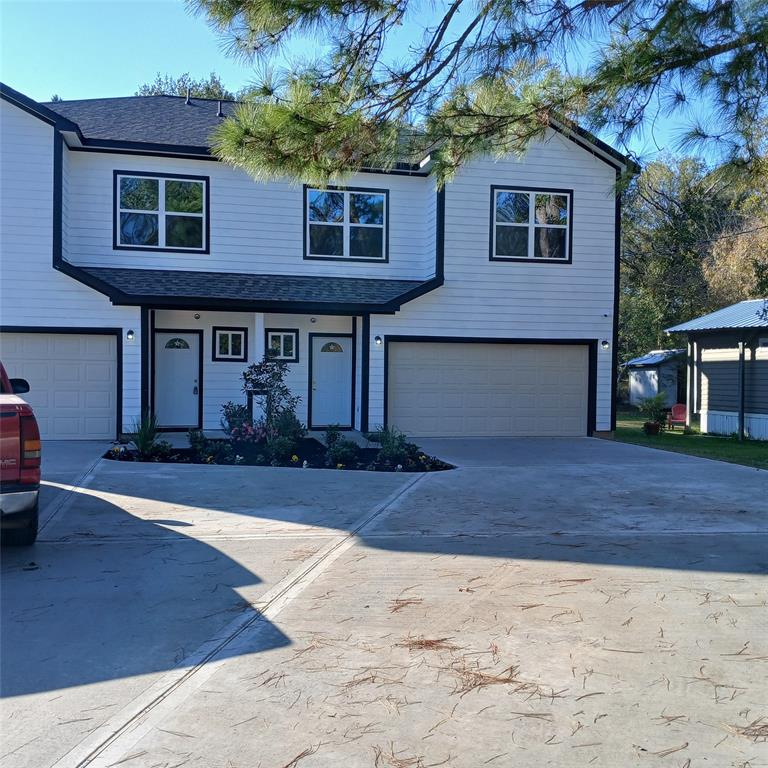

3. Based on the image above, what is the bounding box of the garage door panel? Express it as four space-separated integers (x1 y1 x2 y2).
388 342 589 437
0 332 117 440
54 390 80 408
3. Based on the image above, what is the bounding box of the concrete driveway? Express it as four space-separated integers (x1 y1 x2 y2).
1 438 766 768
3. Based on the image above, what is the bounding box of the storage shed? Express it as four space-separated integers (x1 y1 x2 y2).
666 299 768 440
625 349 686 407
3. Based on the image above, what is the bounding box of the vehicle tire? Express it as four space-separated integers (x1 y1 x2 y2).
3 503 39 546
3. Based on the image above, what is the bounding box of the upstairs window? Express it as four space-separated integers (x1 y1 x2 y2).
305 187 388 261
115 172 208 252
491 187 572 262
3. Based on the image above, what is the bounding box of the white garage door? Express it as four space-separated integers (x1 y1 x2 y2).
388 342 589 437
0 332 117 439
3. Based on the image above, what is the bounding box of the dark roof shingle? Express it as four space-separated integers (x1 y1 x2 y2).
44 95 236 149
81 266 428 311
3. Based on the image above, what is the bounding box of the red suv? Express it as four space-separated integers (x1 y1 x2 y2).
0 362 41 544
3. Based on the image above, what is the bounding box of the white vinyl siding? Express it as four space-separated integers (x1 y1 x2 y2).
0 100 141 431
64 154 432 280
366 129 617 432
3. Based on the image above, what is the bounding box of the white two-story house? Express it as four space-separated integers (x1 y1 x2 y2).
0 83 637 441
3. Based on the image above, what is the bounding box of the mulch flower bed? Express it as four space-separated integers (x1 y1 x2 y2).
105 437 453 473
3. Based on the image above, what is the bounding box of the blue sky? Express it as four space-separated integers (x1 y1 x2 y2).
1 0 696 162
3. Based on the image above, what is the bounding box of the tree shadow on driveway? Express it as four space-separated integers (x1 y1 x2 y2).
2 441 766 700
0 487 291 699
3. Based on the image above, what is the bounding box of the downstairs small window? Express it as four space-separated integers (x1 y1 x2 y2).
266 329 299 362
213 327 247 362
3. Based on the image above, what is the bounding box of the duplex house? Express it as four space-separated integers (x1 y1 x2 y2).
0 83 636 440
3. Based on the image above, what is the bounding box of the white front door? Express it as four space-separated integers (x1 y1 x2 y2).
310 335 353 428
154 331 201 428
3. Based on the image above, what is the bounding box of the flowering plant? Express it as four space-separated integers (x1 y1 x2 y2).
230 420 272 445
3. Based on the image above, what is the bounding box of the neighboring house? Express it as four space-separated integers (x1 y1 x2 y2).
666 300 768 440
0 82 637 441
624 349 685 407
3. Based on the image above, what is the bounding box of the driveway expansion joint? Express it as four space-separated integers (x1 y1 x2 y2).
50 472 427 768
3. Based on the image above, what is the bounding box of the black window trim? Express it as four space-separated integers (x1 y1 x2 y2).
113 169 211 254
489 185 574 264
303 184 390 263
265 328 300 363
211 326 248 362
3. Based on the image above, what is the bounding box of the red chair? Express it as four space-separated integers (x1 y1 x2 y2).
667 404 687 430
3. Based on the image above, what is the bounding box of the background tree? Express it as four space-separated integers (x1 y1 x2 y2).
190 0 768 185
136 72 234 100
619 154 768 363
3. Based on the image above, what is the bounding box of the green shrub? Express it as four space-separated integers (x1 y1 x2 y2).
272 410 305 443
637 394 667 427
220 401 250 435
369 425 411 465
188 429 237 464
267 435 295 464
242 358 300 432
130 411 162 459
326 437 359 467
325 424 342 448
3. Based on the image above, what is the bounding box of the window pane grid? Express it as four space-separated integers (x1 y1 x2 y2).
118 175 205 250
307 189 385 260
267 331 298 361
493 189 569 261
215 330 245 360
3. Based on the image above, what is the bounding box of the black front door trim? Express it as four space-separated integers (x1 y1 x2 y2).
152 328 204 431
307 332 356 430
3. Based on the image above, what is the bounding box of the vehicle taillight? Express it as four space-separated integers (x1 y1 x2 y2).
19 413 41 483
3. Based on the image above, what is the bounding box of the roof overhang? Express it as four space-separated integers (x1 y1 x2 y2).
549 118 640 176
665 300 768 334
56 263 442 315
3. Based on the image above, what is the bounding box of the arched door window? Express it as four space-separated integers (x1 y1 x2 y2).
165 337 190 350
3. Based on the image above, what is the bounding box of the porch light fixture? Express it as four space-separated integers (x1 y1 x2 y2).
126 329 135 341
374 335 383 346
601 340 610 350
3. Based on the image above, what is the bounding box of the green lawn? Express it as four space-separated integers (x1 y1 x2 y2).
612 410 768 470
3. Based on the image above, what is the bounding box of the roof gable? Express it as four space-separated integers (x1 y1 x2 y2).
2 82 638 173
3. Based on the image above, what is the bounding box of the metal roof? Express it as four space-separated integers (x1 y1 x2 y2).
624 349 685 368
665 299 768 333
